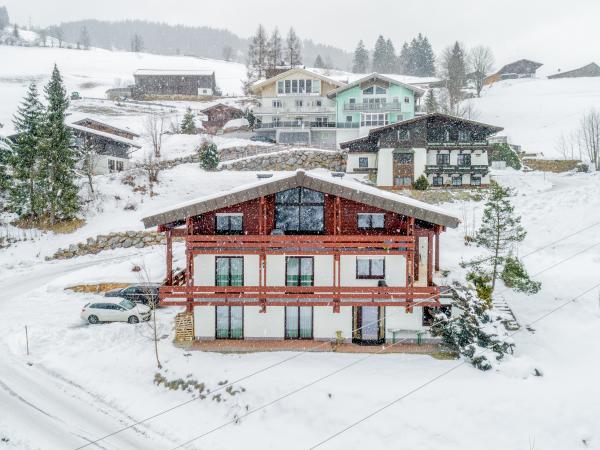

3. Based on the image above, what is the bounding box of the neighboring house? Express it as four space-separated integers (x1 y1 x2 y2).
341 113 503 189
326 73 424 145
201 103 244 130
485 59 543 85
250 67 345 148
142 170 459 345
132 69 218 98
548 62 600 79
105 87 133 100
68 120 141 175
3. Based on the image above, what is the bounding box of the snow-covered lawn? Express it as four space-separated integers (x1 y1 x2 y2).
1 166 599 449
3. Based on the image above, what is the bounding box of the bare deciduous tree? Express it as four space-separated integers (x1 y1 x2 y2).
469 45 494 97
141 153 161 197
555 132 579 160
79 137 98 197
145 113 166 158
579 108 600 170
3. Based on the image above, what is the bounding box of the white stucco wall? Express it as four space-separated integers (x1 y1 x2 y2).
340 255 406 287
91 155 132 176
413 147 427 179
346 153 378 173
314 306 352 341
376 148 394 186
244 306 285 339
194 305 215 339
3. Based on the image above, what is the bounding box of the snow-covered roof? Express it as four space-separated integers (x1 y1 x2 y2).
67 123 142 148
141 170 460 229
327 73 425 98
134 69 214 77
249 67 346 93
72 118 140 137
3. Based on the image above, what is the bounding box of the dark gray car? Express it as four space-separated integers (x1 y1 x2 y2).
104 283 160 307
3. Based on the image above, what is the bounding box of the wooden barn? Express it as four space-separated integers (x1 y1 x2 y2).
132 69 218 99
485 59 543 85
201 103 244 130
548 62 600 79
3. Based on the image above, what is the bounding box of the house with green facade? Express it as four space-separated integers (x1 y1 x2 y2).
326 73 425 147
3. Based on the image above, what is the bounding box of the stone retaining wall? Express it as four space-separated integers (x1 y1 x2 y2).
51 231 166 260
522 159 582 173
219 149 347 172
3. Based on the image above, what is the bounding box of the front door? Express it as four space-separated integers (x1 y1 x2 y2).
352 306 384 345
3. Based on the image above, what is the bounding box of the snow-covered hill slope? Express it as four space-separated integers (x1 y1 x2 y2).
0 44 246 132
472 77 600 158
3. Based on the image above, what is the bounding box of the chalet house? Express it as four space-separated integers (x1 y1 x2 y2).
250 68 345 148
326 73 424 145
142 170 459 345
340 113 503 189
548 62 600 79
68 118 141 175
201 103 244 130
485 59 543 85
132 69 218 99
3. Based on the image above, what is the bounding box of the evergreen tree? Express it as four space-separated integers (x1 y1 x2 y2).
199 139 219 170
266 27 283 69
384 38 397 73
464 183 538 293
38 65 80 223
371 35 388 73
0 137 10 203
415 34 436 76
398 42 413 75
352 40 369 73
429 282 514 371
424 89 439 113
500 256 541 294
131 33 143 52
413 175 429 190
313 54 325 69
9 82 44 219
246 24 269 83
0 6 9 30
79 26 91 50
285 27 302 68
180 108 197 134
489 143 521 170
12 23 19 39
441 41 467 110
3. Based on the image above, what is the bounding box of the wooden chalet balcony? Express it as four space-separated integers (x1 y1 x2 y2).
427 141 489 147
344 101 403 112
185 234 415 255
425 164 489 174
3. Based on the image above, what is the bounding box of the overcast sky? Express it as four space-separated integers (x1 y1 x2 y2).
5 0 599 72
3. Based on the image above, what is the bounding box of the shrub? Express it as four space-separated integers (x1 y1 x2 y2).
490 143 522 170
413 175 429 190
198 139 219 170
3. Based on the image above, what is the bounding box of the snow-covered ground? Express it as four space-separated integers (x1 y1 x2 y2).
472 77 600 159
1 165 599 449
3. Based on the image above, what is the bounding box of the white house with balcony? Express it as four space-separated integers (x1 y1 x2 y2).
249 68 345 148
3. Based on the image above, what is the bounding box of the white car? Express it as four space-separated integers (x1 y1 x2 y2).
81 299 151 324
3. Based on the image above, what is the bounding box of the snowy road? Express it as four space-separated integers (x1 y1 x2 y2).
0 257 175 449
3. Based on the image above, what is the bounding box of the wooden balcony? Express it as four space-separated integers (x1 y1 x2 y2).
344 101 403 112
424 164 489 174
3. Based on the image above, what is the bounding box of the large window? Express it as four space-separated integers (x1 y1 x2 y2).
436 153 450 166
361 113 388 127
452 176 463 187
285 306 313 339
216 257 243 287
215 213 243 234
395 153 413 164
395 176 412 187
356 257 385 279
357 213 385 229
471 176 482 186
457 153 471 166
422 305 452 326
363 85 387 95
278 78 320 95
433 176 444 186
358 157 369 168
216 306 243 339
286 257 314 286
275 188 324 233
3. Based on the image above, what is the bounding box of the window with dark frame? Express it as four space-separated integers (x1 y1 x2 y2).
395 176 412 186
357 213 385 229
457 153 471 166
395 153 413 164
215 214 243 234
358 157 369 168
215 256 244 339
284 256 314 339
471 176 482 186
422 305 452 326
452 176 462 186
275 188 324 233
356 257 385 279
433 176 444 186
436 153 450 166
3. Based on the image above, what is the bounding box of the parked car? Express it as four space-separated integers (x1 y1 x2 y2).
70 91 81 100
250 134 276 144
104 283 160 306
81 299 151 324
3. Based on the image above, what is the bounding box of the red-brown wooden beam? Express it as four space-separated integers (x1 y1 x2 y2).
435 226 440 272
166 229 173 286
160 299 443 308
427 231 434 286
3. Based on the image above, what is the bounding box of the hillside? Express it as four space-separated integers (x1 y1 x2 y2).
472 77 600 158
0 44 246 133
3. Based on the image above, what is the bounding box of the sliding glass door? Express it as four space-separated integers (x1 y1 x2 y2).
285 257 314 339
215 257 244 339
352 306 384 345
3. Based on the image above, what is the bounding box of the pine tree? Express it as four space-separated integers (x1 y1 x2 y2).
415 34 436 76
247 25 269 83
131 34 143 52
424 89 439 113
441 41 467 110
464 183 538 293
0 6 9 30
413 175 429 190
12 23 19 39
0 137 10 203
429 282 514 371
285 27 302 68
398 42 412 75
199 139 219 170
313 54 325 69
384 38 397 73
372 35 387 73
267 27 283 69
352 40 369 73
180 108 197 134
79 26 91 50
9 82 44 219
38 65 80 223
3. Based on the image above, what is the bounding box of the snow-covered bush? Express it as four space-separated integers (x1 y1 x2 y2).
429 282 514 371
199 139 219 170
